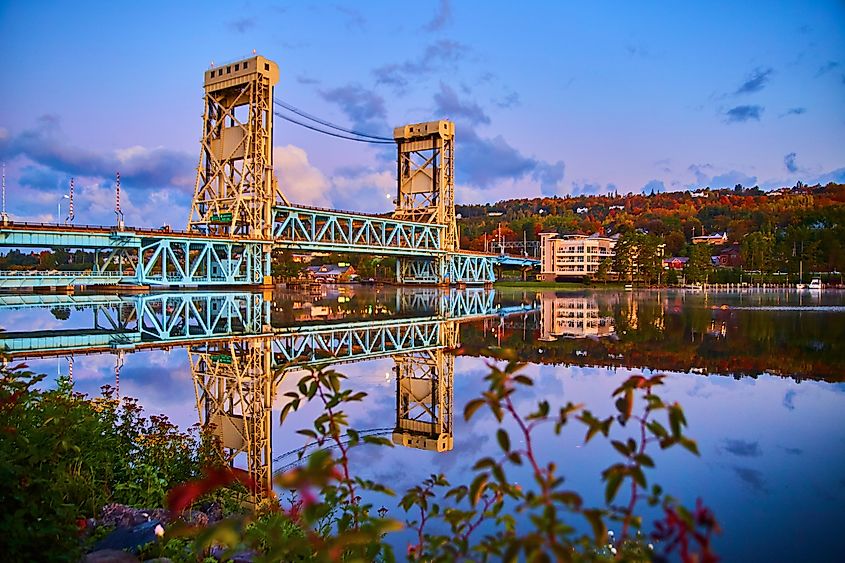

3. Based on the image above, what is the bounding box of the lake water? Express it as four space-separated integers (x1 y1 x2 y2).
2 286 843 561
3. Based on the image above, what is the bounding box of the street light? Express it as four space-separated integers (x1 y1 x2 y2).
58 194 70 225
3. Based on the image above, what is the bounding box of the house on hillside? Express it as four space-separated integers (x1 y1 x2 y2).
715 245 742 267
692 232 728 245
305 264 358 283
662 257 689 271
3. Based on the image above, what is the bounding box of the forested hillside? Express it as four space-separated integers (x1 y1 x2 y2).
457 183 845 276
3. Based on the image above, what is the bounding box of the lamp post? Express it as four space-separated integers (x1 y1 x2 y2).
58 195 70 224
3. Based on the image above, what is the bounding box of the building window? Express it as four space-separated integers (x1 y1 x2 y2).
227 66 231 73
243 61 248 69
265 63 270 71
234 63 239 71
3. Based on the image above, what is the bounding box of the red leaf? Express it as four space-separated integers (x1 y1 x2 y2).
166 466 256 514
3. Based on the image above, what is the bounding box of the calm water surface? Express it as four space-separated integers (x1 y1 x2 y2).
2 286 843 561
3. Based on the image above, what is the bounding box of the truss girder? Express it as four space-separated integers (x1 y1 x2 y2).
137 238 267 286
395 253 496 285
270 318 442 372
0 289 540 362
272 206 443 257
393 121 457 252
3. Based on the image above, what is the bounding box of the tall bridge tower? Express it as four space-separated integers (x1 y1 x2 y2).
189 56 284 240
393 121 458 284
393 120 457 250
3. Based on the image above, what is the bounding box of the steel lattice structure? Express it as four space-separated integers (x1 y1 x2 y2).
189 56 284 240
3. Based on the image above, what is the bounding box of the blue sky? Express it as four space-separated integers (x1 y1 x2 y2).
0 0 843 227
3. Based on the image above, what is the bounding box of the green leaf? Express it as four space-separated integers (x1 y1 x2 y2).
680 436 700 455
497 429 511 452
604 471 624 503
469 473 488 507
583 509 607 545
634 453 655 467
611 440 631 457
362 435 395 447
513 374 534 386
472 457 497 471
464 399 485 421
296 429 318 440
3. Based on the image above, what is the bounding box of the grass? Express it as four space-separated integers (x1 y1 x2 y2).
494 280 585 289
494 280 633 289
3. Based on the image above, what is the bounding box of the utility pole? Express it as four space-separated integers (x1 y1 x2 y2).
115 172 125 229
67 178 75 224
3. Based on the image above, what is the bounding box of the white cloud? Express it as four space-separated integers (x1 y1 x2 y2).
330 169 394 212
274 145 332 207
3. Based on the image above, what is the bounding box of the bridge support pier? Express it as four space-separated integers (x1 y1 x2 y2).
396 254 496 286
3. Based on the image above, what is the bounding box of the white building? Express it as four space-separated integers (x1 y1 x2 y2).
539 296 615 340
539 232 618 281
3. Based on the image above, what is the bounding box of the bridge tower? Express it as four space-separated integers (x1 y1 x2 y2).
393 121 458 285
391 324 456 451
188 55 284 240
191 337 275 505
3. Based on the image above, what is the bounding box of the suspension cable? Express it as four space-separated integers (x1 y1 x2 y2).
274 111 394 144
273 98 394 142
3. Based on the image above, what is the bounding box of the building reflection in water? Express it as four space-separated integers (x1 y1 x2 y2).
0 289 530 504
539 295 615 341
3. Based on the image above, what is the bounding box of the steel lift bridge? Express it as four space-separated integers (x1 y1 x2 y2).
0 288 537 502
0 55 538 289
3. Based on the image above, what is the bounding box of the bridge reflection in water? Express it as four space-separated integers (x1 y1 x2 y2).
0 289 536 504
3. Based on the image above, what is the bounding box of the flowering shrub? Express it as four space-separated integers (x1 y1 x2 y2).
0 364 217 561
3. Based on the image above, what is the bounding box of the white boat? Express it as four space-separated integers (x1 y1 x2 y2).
796 283 807 290
624 284 633 291
808 278 822 290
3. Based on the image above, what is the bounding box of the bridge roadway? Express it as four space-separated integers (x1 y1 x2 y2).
0 206 539 288
0 290 537 371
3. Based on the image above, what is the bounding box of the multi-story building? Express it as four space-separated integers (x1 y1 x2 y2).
539 233 618 281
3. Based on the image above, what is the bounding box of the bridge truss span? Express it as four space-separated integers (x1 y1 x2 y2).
272 205 443 257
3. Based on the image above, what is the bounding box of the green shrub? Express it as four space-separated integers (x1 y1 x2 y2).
0 364 212 561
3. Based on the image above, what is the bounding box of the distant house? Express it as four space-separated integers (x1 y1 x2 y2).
690 191 708 199
608 205 625 211
305 264 358 283
715 245 742 267
692 232 728 245
662 257 689 271
575 207 589 214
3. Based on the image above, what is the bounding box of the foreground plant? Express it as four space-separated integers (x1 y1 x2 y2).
0 363 218 561
166 358 718 562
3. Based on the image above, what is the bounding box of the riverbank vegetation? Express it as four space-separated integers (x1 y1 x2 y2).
2 356 718 561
